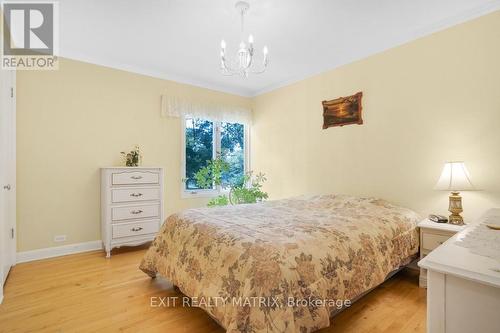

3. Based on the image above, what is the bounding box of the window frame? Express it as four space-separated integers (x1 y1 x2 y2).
180 116 250 198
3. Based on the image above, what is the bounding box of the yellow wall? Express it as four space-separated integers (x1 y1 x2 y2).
251 11 500 222
17 11 500 252
16 58 250 251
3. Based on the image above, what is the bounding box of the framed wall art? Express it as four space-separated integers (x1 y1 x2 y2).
322 92 363 129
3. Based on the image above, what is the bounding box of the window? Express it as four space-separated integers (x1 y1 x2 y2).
182 116 247 196
184 118 214 190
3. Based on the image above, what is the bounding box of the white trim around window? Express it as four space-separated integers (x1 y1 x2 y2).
180 116 250 199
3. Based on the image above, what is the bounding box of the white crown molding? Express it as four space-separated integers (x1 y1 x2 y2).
16 240 103 264
252 2 500 97
61 2 500 98
59 52 254 98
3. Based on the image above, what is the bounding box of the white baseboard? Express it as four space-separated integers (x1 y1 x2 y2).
16 240 103 264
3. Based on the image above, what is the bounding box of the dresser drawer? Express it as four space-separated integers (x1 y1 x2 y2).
112 188 160 203
422 233 449 251
111 171 159 185
112 220 159 238
111 204 160 221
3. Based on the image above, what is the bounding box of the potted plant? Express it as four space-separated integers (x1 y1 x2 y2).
121 145 142 167
193 156 268 207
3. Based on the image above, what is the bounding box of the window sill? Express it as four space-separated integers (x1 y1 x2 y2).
181 189 220 199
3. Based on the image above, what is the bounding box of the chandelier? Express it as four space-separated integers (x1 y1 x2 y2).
220 1 268 77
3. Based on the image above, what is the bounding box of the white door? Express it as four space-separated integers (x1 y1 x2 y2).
0 69 16 297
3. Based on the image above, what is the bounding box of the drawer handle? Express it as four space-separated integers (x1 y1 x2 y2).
131 227 143 232
131 209 143 214
131 175 143 180
130 193 143 197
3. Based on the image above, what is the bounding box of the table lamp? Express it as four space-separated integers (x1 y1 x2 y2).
434 161 475 225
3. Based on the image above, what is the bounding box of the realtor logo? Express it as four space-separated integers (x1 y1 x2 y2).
1 1 59 70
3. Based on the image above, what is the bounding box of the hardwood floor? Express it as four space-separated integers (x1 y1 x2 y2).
0 247 426 333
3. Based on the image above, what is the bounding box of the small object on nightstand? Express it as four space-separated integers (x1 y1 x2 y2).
417 219 466 288
429 214 448 223
434 161 476 226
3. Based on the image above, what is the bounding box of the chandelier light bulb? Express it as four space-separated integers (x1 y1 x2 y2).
263 46 268 55
248 34 254 44
221 40 226 49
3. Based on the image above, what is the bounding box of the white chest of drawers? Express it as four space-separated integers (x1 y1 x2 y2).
101 167 164 258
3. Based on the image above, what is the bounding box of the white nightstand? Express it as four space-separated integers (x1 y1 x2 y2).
418 219 466 288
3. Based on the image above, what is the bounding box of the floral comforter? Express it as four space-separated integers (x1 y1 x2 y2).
140 195 420 333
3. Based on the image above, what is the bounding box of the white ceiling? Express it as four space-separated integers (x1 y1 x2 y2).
58 0 500 97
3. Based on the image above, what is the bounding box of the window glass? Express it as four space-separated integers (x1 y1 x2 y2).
220 122 245 187
185 117 214 190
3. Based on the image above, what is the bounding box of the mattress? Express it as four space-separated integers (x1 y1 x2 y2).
140 194 420 333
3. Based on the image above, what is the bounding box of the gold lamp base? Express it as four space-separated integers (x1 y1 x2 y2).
448 191 465 225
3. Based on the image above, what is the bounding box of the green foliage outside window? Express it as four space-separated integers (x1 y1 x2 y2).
185 118 214 189
184 119 246 190
194 156 269 207
184 116 268 206
220 122 245 186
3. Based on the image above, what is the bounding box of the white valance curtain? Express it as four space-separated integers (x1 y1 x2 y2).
161 95 252 125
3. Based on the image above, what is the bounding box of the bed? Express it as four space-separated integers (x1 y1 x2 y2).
140 194 420 333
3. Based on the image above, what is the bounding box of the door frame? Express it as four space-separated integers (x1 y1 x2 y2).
0 69 16 304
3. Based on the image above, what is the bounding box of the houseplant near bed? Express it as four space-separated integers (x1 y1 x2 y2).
193 156 268 207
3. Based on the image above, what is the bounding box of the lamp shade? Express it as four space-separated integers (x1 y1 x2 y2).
434 161 475 191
